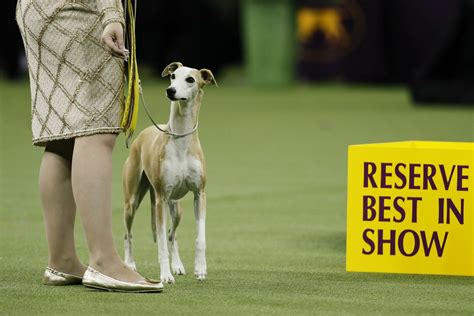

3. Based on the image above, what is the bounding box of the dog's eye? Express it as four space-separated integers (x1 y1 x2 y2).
186 77 195 84
171 74 176 80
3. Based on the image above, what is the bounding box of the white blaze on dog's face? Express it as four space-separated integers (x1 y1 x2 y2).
166 67 200 101
162 62 217 102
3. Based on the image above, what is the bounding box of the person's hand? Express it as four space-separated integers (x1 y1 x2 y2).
101 22 128 60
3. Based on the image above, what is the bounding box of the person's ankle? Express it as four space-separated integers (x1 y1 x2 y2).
88 253 123 271
48 256 86 276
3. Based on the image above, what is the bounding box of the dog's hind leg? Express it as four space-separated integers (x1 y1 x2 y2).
123 157 149 271
154 192 175 283
193 191 207 280
168 200 185 275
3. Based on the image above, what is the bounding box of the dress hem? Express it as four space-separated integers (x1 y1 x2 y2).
32 127 124 147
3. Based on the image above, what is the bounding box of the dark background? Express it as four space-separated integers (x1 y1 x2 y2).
3 0 474 103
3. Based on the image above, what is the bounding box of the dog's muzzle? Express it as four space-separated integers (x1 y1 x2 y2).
166 87 176 99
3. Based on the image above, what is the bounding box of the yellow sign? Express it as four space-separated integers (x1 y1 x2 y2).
346 141 473 276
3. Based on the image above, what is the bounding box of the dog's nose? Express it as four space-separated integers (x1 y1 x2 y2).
166 87 176 98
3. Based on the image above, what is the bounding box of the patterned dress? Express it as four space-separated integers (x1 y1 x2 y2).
16 0 126 146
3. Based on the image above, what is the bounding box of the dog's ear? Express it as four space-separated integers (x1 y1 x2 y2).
161 62 183 77
199 69 218 87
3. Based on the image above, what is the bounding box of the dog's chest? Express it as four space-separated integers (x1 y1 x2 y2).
161 142 203 199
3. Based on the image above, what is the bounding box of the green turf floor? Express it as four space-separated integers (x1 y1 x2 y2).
1 79 473 315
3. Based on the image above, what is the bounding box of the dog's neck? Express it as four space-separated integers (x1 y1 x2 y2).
168 90 202 138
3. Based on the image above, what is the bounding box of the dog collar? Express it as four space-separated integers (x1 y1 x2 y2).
164 122 199 138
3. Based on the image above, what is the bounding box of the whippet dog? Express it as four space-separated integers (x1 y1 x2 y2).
122 62 217 283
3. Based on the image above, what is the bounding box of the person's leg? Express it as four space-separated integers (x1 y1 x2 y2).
39 140 86 276
72 133 144 282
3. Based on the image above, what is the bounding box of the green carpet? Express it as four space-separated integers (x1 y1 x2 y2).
1 79 473 315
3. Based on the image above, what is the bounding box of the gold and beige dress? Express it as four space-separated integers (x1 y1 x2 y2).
16 0 125 146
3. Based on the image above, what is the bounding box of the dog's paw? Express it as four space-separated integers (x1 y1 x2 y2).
194 259 207 281
160 271 175 284
171 261 186 275
194 270 207 281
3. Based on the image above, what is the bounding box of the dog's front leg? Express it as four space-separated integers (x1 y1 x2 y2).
168 200 186 275
155 193 175 283
193 191 207 280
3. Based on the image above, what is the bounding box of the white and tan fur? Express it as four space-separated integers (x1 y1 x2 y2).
122 62 217 283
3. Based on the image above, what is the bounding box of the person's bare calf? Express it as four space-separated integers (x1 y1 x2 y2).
39 139 86 277
72 134 147 282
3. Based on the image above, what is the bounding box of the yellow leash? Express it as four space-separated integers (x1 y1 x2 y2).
119 0 199 146
121 0 139 148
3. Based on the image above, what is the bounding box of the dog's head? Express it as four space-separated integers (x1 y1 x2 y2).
161 62 217 102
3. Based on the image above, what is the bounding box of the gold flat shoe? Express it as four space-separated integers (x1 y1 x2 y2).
82 267 164 293
43 267 83 285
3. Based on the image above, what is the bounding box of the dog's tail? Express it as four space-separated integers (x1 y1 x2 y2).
150 188 157 243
